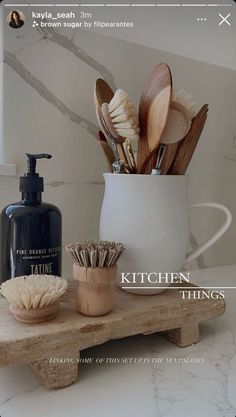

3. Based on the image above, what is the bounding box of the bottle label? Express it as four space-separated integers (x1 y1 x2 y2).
14 246 61 276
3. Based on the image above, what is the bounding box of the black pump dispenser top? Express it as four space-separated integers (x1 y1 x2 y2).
20 153 52 200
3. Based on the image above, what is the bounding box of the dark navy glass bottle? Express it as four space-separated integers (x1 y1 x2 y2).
0 154 62 282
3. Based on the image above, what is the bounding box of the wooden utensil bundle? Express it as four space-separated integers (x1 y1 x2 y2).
94 64 209 175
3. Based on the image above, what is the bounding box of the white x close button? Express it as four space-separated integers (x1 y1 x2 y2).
218 13 231 26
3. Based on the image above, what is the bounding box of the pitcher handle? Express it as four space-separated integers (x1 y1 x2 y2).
185 202 232 264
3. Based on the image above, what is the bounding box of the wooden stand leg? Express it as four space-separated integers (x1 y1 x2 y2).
29 350 80 389
165 323 200 347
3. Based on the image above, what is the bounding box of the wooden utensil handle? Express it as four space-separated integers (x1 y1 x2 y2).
98 140 116 172
141 142 178 174
125 139 137 172
117 143 129 166
162 143 178 174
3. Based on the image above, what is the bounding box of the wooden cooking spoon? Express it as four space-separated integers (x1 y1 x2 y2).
137 63 172 173
169 104 209 175
94 78 114 108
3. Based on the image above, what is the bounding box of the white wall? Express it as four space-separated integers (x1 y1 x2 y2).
89 2 236 70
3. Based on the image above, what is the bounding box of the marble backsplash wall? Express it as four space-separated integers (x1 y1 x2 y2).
1 8 236 276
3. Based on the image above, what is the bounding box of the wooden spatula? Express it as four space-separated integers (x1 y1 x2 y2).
169 104 209 175
137 63 172 173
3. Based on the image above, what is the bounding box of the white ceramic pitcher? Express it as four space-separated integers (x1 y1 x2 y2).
99 174 232 295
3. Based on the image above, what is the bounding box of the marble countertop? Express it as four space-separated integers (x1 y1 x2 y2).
0 265 236 417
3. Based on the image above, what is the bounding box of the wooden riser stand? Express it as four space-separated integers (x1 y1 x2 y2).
0 281 225 389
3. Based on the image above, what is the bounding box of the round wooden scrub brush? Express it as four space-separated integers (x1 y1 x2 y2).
1 275 68 324
65 240 125 269
101 89 140 142
66 241 125 317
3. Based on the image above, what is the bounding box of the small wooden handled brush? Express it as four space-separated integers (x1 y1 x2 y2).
66 241 125 316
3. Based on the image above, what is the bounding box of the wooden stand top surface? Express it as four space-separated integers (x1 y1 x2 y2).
0 281 225 367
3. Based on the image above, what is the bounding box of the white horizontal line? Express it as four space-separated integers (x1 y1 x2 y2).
207 3 232 5
3 1 232 6
106 3 130 5
30 3 54 5
122 286 236 289
131 3 155 5
182 3 206 6
4 3 30 5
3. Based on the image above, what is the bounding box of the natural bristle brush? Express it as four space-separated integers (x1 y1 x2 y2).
94 81 139 173
94 80 135 174
101 89 139 174
1 275 68 324
66 241 125 317
101 90 140 142
66 241 125 268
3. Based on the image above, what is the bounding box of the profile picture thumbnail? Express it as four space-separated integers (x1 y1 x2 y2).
7 10 25 29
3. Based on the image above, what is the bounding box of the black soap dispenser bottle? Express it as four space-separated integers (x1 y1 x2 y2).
0 153 62 283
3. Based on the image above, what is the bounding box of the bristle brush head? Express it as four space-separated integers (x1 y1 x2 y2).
173 90 198 119
65 241 125 269
1 275 68 310
103 89 140 141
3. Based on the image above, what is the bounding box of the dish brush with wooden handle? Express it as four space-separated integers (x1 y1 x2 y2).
1 275 68 324
102 89 140 142
101 89 139 173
